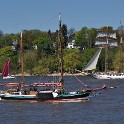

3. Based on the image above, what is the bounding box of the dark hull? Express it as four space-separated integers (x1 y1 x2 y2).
36 92 90 102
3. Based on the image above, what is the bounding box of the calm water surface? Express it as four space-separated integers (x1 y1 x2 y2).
0 76 124 124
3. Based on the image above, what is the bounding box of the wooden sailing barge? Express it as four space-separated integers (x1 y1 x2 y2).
36 13 91 102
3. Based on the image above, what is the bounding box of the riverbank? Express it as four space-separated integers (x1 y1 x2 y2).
10 72 89 76
47 72 89 76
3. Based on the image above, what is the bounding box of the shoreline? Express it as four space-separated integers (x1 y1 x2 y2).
47 72 88 76
0 72 89 77
13 72 89 76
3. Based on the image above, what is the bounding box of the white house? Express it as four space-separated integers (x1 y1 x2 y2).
67 40 76 49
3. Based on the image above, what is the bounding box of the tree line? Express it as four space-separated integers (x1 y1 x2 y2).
0 24 124 75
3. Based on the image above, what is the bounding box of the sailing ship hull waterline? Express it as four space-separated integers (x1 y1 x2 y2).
36 90 90 102
1 93 36 100
93 73 124 79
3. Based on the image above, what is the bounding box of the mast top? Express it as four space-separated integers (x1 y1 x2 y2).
20 31 23 38
59 12 61 22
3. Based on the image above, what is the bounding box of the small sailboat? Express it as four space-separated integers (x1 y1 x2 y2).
2 58 15 79
1 31 37 100
36 13 91 102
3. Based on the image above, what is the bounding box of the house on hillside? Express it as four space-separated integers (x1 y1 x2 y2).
12 40 18 51
67 40 77 49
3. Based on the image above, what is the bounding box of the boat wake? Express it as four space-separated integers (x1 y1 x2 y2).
42 98 89 103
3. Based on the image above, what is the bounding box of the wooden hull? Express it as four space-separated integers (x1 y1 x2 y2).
36 91 90 102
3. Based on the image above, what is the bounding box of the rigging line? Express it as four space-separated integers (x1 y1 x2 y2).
74 75 89 88
40 14 58 28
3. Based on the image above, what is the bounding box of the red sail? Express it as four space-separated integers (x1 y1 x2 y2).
2 59 10 77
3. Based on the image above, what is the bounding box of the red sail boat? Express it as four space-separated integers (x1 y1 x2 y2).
2 58 15 79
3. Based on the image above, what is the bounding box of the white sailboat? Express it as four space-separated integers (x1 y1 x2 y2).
83 46 124 79
93 72 124 79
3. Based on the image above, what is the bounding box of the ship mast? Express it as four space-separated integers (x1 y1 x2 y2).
119 32 123 73
105 26 108 72
58 13 64 91
20 31 25 91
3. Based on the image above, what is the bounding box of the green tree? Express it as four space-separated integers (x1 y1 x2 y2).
47 54 59 73
32 58 49 75
62 24 68 48
88 28 97 48
100 26 113 31
22 30 42 48
63 49 82 73
24 50 38 74
68 28 76 41
0 30 3 38
33 33 52 56
0 38 5 47
74 27 96 50
0 46 14 57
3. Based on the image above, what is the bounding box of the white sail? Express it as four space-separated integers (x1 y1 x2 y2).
83 48 102 71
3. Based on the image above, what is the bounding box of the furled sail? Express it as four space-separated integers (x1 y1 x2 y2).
83 48 102 71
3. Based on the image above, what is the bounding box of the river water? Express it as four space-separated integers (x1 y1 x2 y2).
0 76 124 124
